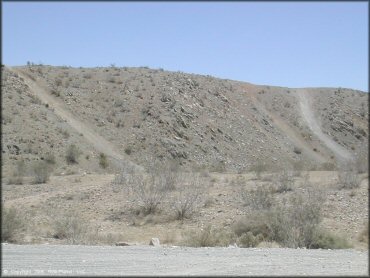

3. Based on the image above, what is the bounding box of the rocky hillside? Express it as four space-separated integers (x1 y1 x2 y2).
2 65 368 174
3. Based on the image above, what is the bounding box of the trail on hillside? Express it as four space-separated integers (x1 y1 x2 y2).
11 67 142 171
248 94 327 163
298 90 353 163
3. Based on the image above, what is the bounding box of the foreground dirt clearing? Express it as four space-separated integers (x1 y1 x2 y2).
2 244 368 276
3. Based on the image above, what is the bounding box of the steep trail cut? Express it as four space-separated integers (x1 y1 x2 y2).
10 67 142 171
248 93 327 164
298 90 353 163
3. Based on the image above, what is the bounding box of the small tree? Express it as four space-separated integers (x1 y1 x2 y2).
66 144 81 164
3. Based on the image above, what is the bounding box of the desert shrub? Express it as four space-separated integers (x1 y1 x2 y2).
249 161 267 179
53 212 88 244
309 229 351 249
237 232 264 248
183 225 235 247
267 188 326 248
123 171 169 215
66 144 81 164
8 160 26 185
235 185 342 249
171 174 204 220
320 162 337 171
99 153 108 169
232 212 271 239
240 186 274 210
274 170 294 193
32 160 52 184
358 222 368 244
55 78 62 86
338 171 360 189
2 206 24 242
44 152 56 165
354 145 368 174
124 146 132 155
230 175 246 187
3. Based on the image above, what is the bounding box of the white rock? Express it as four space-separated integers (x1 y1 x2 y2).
149 238 160 247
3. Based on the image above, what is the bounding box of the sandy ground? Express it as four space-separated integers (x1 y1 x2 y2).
1 244 368 276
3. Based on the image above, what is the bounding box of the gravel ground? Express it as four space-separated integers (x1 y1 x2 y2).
1 244 368 276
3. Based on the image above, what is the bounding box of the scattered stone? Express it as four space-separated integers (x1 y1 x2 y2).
115 242 130 246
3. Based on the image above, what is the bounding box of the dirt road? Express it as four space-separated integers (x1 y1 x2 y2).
298 90 354 163
2 244 368 276
9 67 142 171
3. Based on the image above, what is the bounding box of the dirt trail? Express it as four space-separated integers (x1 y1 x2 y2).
248 94 327 163
2 244 368 276
297 90 353 163
10 67 142 171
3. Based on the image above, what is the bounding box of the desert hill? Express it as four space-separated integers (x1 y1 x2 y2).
2 65 368 175
1 64 368 249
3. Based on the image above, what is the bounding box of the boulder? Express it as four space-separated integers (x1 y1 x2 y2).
149 238 160 246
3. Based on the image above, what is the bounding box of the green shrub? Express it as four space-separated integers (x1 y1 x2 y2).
99 153 108 169
66 144 81 164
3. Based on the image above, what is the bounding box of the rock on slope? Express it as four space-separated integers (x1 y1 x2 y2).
2 65 368 173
